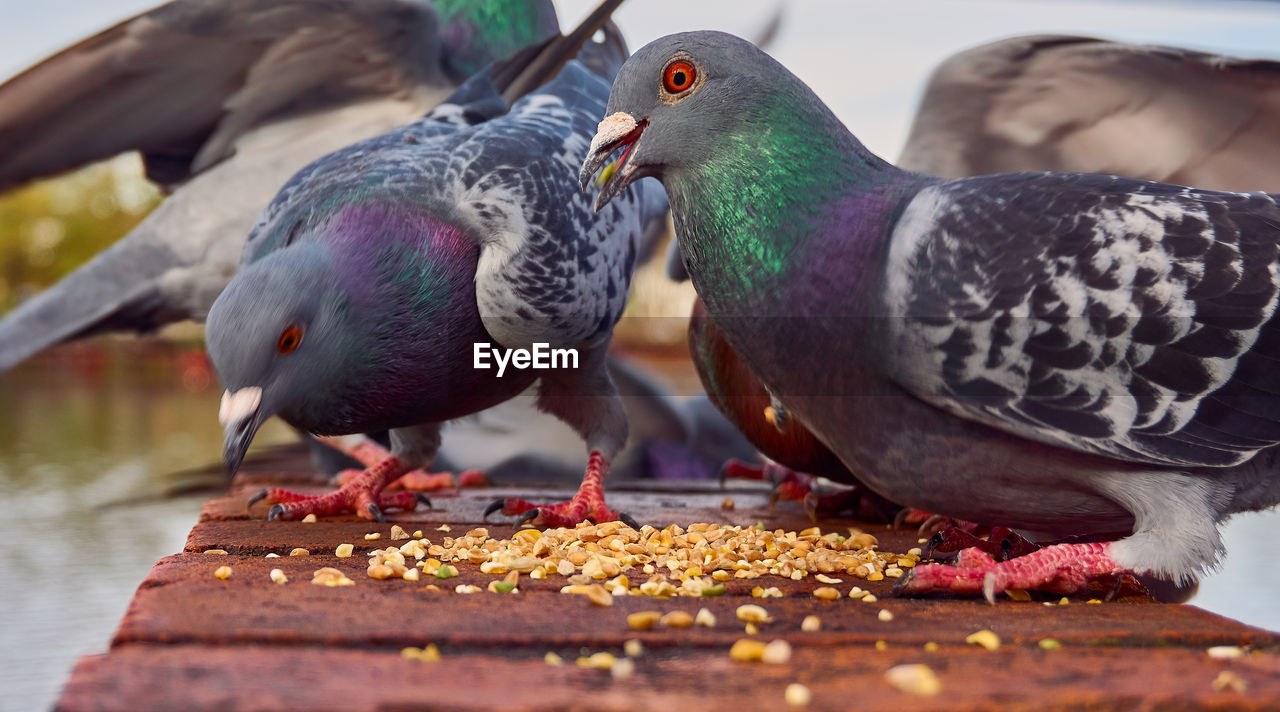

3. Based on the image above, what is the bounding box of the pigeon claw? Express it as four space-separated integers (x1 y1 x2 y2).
267 504 286 522
414 493 433 509
482 498 507 520
516 509 541 528
247 489 270 510
367 503 386 522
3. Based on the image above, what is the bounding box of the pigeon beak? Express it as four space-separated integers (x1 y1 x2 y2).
579 111 647 210
219 386 265 480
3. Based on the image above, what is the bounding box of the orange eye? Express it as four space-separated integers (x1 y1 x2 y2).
663 60 696 94
276 325 303 354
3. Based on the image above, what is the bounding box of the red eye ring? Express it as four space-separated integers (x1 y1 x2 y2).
276 325 304 354
663 60 696 94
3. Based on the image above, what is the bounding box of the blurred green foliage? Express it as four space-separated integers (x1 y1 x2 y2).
0 156 161 312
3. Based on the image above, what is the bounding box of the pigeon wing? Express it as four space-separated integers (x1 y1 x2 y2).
882 171 1280 468
899 35 1280 193
0 0 449 190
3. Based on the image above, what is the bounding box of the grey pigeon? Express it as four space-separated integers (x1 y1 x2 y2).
675 36 1280 515
209 11 669 525
0 0 559 371
581 30 1280 599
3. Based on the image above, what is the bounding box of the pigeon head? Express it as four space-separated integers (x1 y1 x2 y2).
580 31 820 209
206 242 357 476
207 203 483 476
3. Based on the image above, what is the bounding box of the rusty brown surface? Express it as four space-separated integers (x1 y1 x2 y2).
56 458 1280 711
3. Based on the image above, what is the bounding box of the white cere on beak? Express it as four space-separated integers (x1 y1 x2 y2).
219 387 263 427
588 112 638 157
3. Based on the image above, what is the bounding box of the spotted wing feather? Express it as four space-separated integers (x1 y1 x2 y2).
883 172 1280 467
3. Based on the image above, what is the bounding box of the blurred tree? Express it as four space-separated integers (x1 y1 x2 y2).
0 155 161 313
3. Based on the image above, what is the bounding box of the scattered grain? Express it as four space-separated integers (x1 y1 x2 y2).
801 615 821 632
214 566 232 580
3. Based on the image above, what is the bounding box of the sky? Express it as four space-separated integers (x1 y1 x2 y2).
7 0 1280 162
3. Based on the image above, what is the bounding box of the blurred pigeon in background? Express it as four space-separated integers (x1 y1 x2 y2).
583 30 1280 600
210 2 673 526
899 34 1280 190
0 0 559 372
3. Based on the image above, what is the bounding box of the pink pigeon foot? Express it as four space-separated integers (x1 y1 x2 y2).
485 451 636 528
250 455 430 521
894 541 1126 602
327 435 487 492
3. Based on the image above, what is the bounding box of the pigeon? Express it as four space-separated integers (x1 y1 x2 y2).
0 0 559 372
581 30 1280 600
686 35 1280 520
208 4 671 526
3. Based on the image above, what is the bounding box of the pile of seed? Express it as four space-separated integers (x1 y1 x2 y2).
352 521 917 597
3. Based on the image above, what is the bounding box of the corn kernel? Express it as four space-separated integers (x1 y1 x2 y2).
660 610 694 628
695 608 717 628
801 615 821 632
628 611 662 630
813 587 840 601
965 629 1001 651
301 514 317 523
214 565 232 580
1207 645 1246 659
730 638 767 662
885 664 942 696
785 683 811 707
585 584 613 607
762 639 792 664
364 532 381 541
624 639 644 658
311 567 354 587
269 568 288 584
335 544 354 558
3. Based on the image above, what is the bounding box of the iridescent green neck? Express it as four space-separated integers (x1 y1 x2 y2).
667 93 894 306
435 0 557 78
